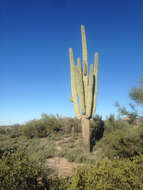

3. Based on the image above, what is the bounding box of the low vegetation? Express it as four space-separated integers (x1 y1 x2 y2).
0 149 43 190
0 113 143 189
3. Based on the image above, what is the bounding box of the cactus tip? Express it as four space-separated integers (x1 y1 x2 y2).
81 24 85 29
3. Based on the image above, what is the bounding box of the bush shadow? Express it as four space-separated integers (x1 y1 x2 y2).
90 116 104 152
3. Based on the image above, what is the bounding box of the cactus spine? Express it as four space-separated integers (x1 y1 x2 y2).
69 25 99 153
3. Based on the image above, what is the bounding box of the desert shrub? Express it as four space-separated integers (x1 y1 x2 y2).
136 124 143 139
21 115 82 139
45 177 68 190
60 117 81 134
22 125 37 139
0 128 6 135
41 114 63 132
42 115 81 135
57 138 87 163
0 149 43 190
65 149 86 163
9 127 21 138
104 116 129 133
0 147 17 158
64 154 143 190
95 123 143 160
138 117 143 127
22 119 49 138
2 125 22 138
35 124 48 138
5 128 12 135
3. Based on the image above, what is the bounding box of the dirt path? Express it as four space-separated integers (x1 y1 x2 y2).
55 141 62 150
45 157 83 178
45 136 84 178
55 137 70 151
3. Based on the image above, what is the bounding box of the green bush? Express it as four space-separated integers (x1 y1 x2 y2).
0 128 6 135
60 117 81 134
34 124 48 138
9 128 21 138
21 115 81 139
22 116 64 139
22 120 48 138
41 115 81 135
0 149 42 190
64 154 143 190
22 125 37 139
41 114 63 132
64 148 86 163
95 122 143 160
104 116 129 134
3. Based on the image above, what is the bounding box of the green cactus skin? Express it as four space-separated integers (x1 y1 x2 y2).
68 95 73 103
81 25 88 109
76 58 86 114
92 52 99 118
69 48 81 119
81 25 88 75
69 25 99 153
86 64 94 118
69 25 98 119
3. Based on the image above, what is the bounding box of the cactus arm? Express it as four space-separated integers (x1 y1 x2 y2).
69 48 81 119
81 25 88 75
86 64 94 118
94 52 98 73
68 95 73 103
76 58 85 114
92 52 99 118
81 25 89 111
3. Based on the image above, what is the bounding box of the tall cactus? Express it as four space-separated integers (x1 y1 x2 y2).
69 25 99 153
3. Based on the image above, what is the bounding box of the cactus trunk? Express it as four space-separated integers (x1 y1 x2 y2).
68 25 99 153
81 117 90 153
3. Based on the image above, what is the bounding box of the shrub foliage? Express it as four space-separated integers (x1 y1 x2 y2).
0 149 42 190
63 154 143 190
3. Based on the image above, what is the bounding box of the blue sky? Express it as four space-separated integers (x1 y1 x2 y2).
0 0 143 125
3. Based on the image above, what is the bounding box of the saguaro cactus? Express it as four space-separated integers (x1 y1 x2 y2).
69 25 99 153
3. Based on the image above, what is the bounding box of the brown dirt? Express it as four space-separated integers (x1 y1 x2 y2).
45 136 85 178
55 141 62 150
45 157 84 178
63 137 70 141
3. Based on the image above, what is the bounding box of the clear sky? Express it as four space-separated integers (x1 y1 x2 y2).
0 0 143 125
